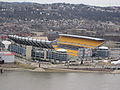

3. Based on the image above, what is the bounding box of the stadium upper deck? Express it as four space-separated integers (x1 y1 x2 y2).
8 35 54 49
55 34 105 56
58 34 105 48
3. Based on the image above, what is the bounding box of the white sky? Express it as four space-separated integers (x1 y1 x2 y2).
0 0 120 6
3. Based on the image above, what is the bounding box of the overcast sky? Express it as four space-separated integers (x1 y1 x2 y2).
0 0 120 7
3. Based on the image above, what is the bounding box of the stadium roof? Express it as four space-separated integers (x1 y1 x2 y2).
59 34 105 41
8 35 54 49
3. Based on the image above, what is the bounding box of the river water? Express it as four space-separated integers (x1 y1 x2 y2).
0 71 120 90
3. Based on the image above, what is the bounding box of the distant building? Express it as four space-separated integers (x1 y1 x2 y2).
32 36 48 41
32 32 45 36
0 35 8 40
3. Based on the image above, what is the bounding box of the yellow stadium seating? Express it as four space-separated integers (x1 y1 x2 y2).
58 36 104 48
55 48 78 56
55 35 105 56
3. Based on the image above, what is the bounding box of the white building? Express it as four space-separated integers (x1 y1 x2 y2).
0 51 15 63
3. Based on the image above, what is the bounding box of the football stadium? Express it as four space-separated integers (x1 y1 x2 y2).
7 34 106 62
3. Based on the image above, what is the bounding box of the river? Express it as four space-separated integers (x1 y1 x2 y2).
0 71 120 90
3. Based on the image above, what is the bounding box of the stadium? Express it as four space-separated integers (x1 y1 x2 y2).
7 34 107 62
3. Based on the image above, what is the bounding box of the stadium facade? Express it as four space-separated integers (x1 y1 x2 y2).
8 34 106 62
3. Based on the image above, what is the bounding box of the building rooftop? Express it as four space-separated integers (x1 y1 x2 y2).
59 34 105 41
0 51 15 56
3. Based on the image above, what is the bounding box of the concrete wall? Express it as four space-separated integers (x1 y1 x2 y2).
26 46 32 60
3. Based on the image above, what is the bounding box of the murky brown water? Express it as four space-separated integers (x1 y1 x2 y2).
0 71 120 90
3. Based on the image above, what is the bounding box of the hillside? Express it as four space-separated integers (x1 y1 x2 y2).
0 2 120 41
0 2 120 22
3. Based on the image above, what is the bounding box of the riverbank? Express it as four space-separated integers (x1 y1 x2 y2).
0 63 118 73
1 67 118 74
0 57 120 73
